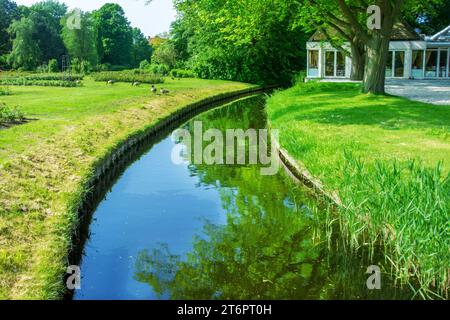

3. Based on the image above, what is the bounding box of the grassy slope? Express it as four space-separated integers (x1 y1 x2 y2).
267 82 449 298
0 77 253 299
268 83 450 179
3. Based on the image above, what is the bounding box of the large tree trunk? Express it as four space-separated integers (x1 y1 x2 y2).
362 33 390 94
350 40 365 81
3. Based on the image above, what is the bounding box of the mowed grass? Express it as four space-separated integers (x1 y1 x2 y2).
0 76 254 299
267 82 450 298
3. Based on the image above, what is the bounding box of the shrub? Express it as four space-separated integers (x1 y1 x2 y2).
91 70 164 84
0 78 82 87
97 63 110 72
291 70 307 85
23 73 84 81
0 73 84 88
48 59 59 72
0 55 10 70
80 60 92 74
149 64 169 76
139 60 150 70
0 103 25 123
36 64 49 73
170 69 195 78
0 86 11 96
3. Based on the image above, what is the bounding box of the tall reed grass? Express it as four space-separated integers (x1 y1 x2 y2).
333 152 449 299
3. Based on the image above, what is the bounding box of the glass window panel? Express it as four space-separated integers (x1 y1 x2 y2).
308 50 319 77
439 50 447 78
336 51 346 77
411 50 424 78
385 51 393 77
425 50 438 78
394 51 405 77
325 51 335 77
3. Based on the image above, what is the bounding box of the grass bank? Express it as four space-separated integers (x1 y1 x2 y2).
0 76 254 299
267 82 449 299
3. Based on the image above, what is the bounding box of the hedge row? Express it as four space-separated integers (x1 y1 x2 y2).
91 71 164 84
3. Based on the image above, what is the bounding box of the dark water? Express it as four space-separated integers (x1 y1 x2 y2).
73 96 411 300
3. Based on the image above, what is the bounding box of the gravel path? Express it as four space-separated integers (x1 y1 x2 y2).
385 79 450 105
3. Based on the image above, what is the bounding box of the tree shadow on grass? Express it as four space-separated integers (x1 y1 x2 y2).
278 91 450 131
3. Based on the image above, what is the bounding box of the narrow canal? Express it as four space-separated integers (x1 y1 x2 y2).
73 95 410 300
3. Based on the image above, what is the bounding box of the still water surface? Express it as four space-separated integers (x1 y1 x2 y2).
74 96 410 300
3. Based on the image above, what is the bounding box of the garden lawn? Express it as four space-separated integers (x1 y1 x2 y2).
0 76 254 299
267 82 450 298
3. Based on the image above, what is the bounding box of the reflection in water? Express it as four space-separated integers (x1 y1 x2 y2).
74 96 412 300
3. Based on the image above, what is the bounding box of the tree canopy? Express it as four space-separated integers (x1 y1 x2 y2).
0 0 19 55
92 3 133 67
172 0 310 85
61 10 98 66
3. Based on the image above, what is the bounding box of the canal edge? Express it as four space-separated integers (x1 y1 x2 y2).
270 128 343 207
64 85 276 298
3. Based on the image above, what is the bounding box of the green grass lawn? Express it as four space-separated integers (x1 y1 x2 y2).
267 82 450 299
0 76 254 299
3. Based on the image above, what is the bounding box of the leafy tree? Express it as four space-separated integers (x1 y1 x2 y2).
8 17 41 70
173 0 309 85
169 18 192 62
148 35 167 51
0 0 20 55
92 3 133 66
61 9 98 66
27 0 67 66
151 41 177 69
131 27 152 67
404 0 450 35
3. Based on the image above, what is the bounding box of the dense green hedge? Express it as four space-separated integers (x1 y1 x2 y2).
23 73 84 81
0 73 84 87
91 70 164 84
0 79 81 87
170 69 195 78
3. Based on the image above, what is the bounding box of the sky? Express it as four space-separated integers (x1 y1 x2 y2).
15 0 177 37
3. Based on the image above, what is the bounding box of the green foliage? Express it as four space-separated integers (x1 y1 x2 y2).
337 154 449 298
8 17 41 70
131 27 153 68
0 0 20 55
0 72 84 87
149 63 169 76
170 68 195 78
61 10 98 66
139 59 150 70
36 63 49 73
267 83 450 298
27 0 67 66
71 58 92 74
91 70 164 84
173 0 309 85
151 42 177 70
0 78 81 87
403 0 450 35
291 70 307 85
48 58 58 72
92 3 133 66
0 86 11 95
0 103 25 123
